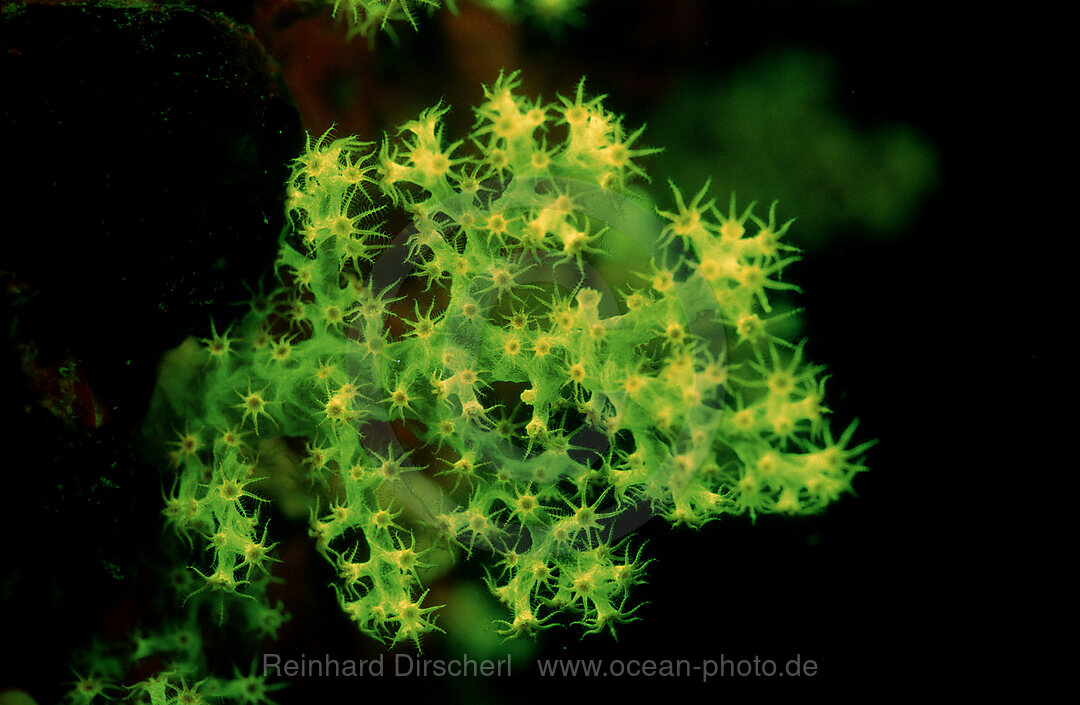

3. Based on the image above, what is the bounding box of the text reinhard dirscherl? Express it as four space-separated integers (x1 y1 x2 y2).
262 653 512 678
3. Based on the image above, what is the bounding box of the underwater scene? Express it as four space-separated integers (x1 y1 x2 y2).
2 0 993 701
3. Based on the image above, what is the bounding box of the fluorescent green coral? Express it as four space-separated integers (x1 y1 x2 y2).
150 71 872 649
330 0 586 43
331 0 442 43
